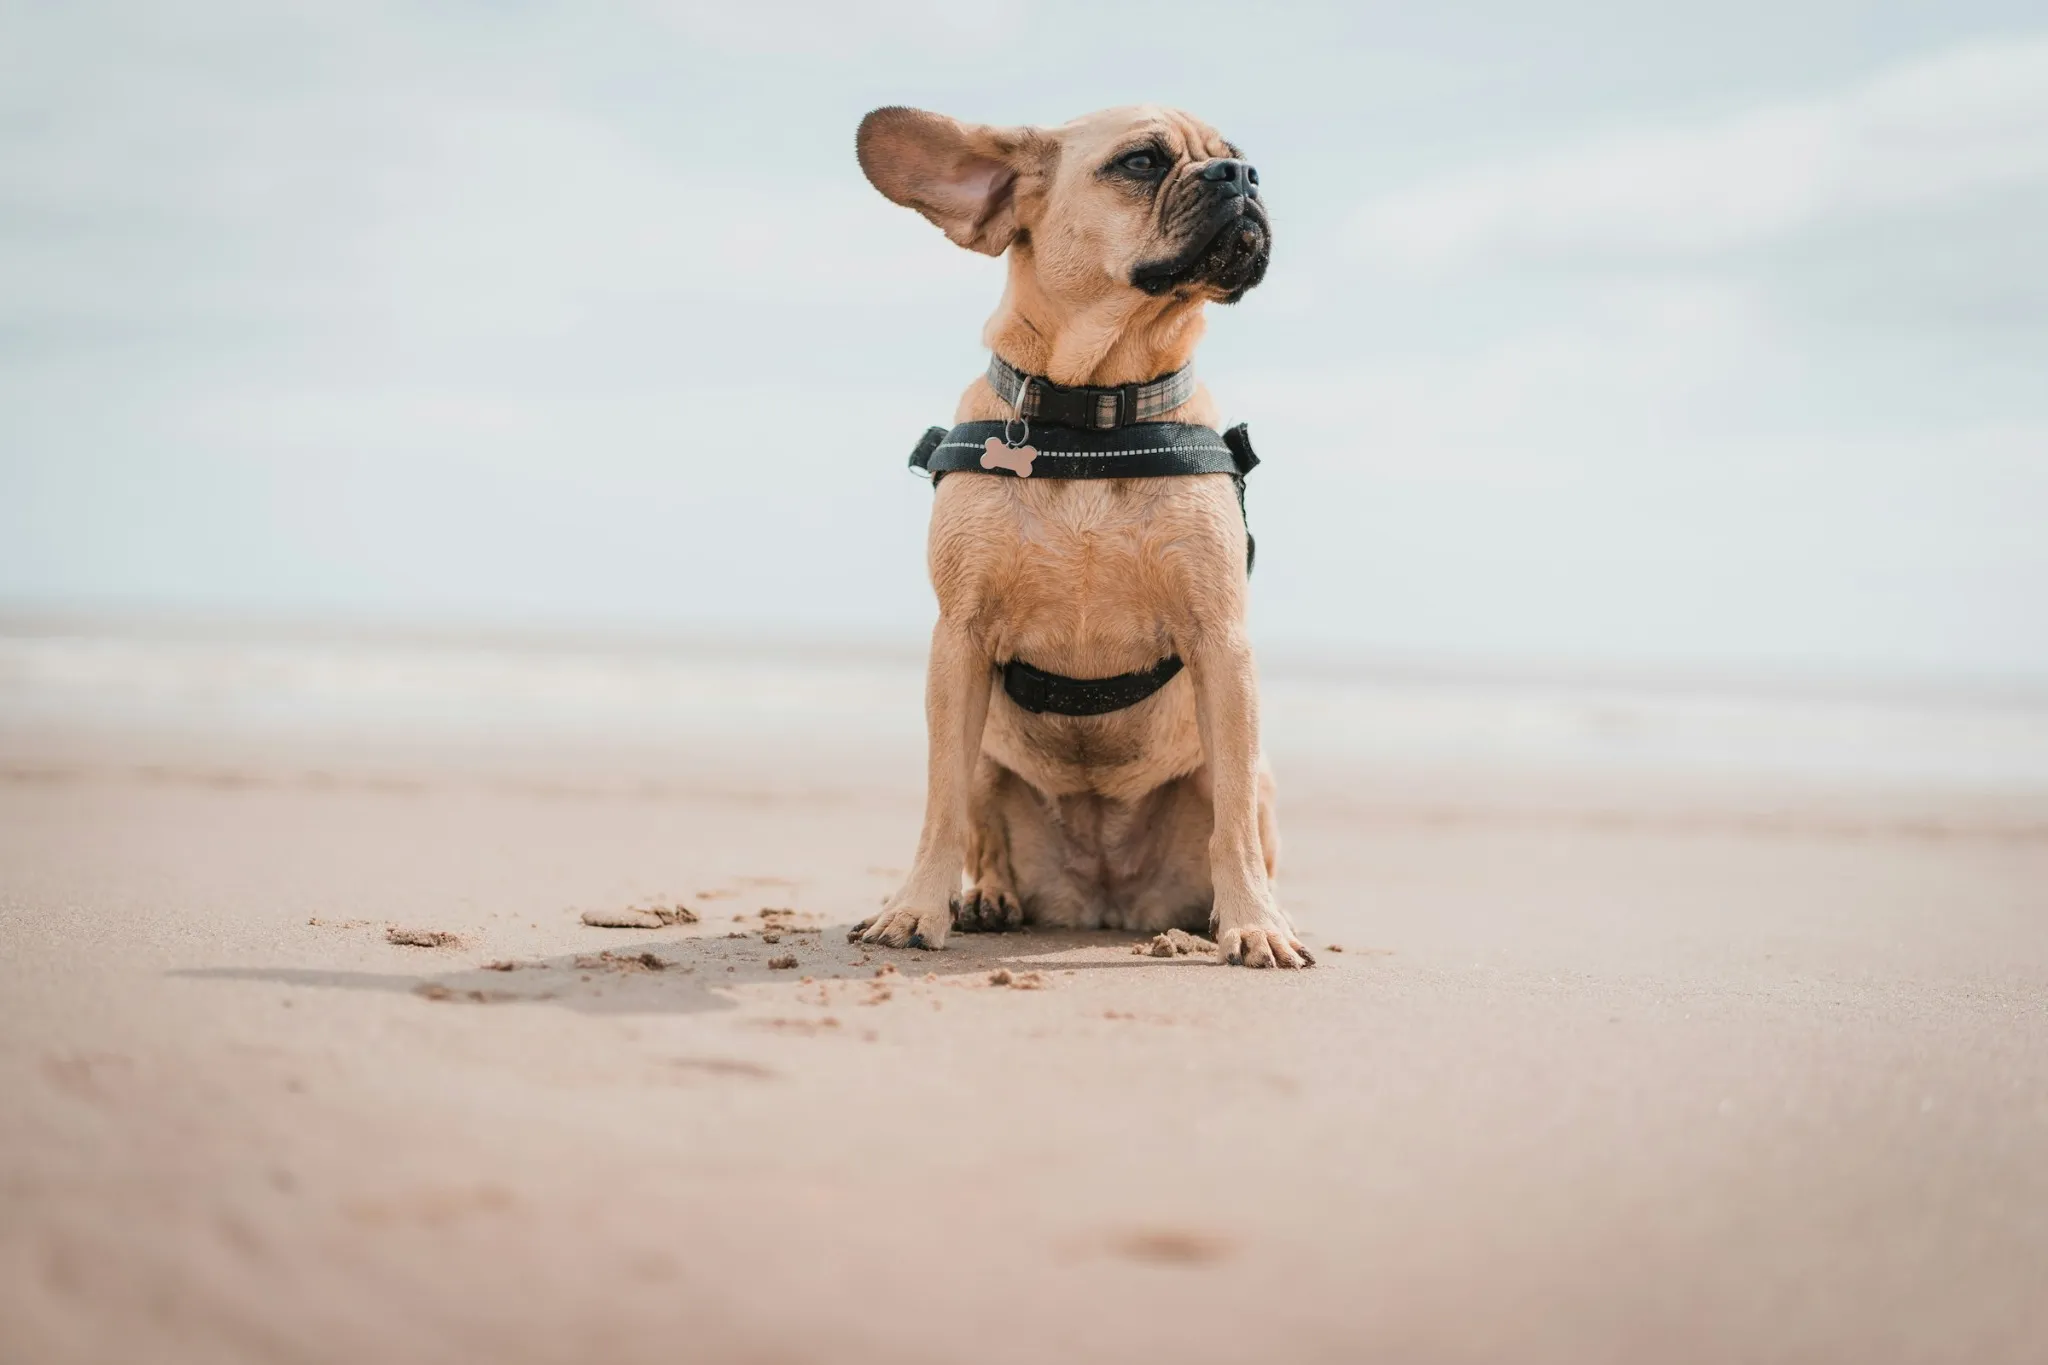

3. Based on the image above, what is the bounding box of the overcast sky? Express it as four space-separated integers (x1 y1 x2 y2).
3 1 2045 684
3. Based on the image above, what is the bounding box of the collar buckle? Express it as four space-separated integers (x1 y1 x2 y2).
1094 388 1130 429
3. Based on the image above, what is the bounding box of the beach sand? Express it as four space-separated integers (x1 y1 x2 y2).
2 628 2045 1363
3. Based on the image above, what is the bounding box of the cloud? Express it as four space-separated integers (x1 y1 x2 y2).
1352 35 2048 267
0 20 996 351
629 0 1004 55
1231 277 1763 485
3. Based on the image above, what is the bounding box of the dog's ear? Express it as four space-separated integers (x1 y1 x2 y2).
857 107 1051 256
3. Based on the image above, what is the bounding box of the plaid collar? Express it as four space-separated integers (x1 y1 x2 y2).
986 353 1197 430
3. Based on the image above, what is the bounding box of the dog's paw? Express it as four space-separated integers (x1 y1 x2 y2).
852 901 951 951
1216 914 1314 969
952 884 1023 934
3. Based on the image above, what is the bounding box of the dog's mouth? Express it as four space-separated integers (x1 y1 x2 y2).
1132 202 1271 304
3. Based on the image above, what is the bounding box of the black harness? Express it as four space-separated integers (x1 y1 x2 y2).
908 358 1261 719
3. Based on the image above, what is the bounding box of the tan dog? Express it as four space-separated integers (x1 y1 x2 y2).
851 105 1310 968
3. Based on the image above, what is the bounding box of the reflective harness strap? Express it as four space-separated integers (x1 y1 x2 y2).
907 420 1259 574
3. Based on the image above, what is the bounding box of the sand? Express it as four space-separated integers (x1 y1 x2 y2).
3 633 2047 1364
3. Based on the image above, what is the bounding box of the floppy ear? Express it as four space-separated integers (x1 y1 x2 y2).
856 107 1050 256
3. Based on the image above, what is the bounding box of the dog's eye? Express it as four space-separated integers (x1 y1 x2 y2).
1117 150 1160 174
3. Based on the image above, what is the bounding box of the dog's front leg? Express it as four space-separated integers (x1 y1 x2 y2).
1189 631 1313 968
853 619 990 950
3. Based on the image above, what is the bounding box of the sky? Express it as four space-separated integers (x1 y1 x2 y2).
2 0 2045 685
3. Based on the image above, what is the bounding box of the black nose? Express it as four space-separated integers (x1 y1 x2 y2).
1198 158 1259 199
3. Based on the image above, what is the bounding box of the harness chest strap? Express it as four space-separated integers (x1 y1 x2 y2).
906 419 1263 718
910 420 1258 569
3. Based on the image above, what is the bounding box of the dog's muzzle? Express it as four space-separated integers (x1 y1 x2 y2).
1133 159 1272 302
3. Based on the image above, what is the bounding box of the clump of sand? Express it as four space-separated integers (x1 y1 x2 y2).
757 907 812 945
580 903 699 929
387 927 461 949
987 969 1049 990
572 950 668 973
1133 928 1215 958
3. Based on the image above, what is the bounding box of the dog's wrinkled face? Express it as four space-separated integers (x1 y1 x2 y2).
1072 108 1270 304
857 104 1270 310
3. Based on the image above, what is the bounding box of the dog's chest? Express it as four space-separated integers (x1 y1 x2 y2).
929 475 1241 660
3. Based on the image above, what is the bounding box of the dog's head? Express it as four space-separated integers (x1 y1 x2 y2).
856 105 1270 310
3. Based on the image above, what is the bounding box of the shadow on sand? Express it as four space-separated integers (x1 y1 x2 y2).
172 923 1218 1016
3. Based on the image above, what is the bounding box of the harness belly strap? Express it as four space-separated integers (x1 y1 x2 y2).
1002 655 1185 716
905 419 1263 719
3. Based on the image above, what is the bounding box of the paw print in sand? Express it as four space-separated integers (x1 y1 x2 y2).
980 437 1037 477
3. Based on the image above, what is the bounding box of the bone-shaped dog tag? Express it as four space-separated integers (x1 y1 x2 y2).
981 437 1038 477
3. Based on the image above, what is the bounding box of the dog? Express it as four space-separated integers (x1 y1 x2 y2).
849 105 1311 969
